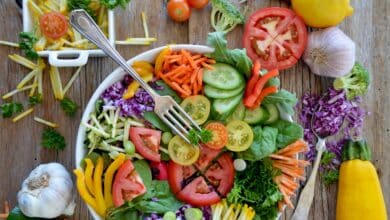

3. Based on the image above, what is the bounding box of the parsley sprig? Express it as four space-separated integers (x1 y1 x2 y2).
0 102 23 118
187 128 213 145
41 128 66 151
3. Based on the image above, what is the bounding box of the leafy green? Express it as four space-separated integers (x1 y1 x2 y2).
133 160 152 189
0 102 23 118
100 0 131 9
321 151 336 165
7 207 40 220
60 97 79 117
207 31 252 78
270 120 303 149
19 32 38 60
41 128 66 151
28 94 42 106
155 80 182 103
333 62 371 100
322 170 339 185
187 128 213 145
210 0 245 33
143 111 171 132
67 0 97 20
226 160 282 220
263 89 298 116
238 126 278 161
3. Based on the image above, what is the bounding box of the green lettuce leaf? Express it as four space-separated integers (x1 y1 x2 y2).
238 126 278 161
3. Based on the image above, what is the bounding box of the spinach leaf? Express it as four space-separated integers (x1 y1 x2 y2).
143 111 171 132
263 89 297 116
207 31 252 78
133 160 152 189
106 204 140 220
155 80 182 103
270 120 303 149
238 126 278 161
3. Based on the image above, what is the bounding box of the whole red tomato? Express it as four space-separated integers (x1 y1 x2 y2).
188 0 209 9
167 0 191 22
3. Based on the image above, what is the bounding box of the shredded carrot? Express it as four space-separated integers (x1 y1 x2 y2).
276 140 308 155
158 50 214 98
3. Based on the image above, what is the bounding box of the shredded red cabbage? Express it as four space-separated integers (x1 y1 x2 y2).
300 87 367 162
143 204 212 220
101 76 162 118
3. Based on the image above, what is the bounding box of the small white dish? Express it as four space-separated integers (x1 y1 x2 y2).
22 0 115 67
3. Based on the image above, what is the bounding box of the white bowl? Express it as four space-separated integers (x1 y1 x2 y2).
75 45 214 219
23 0 115 67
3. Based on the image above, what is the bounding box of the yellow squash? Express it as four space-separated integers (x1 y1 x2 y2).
336 140 387 220
291 0 354 28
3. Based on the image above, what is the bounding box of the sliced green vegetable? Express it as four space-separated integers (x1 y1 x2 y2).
243 106 269 125
203 63 244 90
143 111 171 132
226 102 245 122
204 84 245 99
211 93 243 121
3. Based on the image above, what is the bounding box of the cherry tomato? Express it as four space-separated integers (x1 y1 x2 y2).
112 160 147 207
150 161 168 180
204 122 228 150
168 135 200 166
39 12 68 39
187 0 209 9
243 7 308 70
129 127 161 162
167 0 191 22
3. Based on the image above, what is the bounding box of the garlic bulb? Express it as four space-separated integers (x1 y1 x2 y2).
17 163 75 218
303 27 355 78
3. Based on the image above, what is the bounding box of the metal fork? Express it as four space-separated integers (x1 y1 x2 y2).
69 9 201 143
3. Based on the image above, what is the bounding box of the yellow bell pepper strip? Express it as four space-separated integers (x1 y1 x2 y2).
132 61 154 73
104 153 126 208
122 72 154 99
155 46 171 74
336 140 387 220
73 169 99 213
84 158 95 196
93 157 106 217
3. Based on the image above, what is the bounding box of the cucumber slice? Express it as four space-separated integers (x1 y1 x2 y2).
203 63 244 90
243 106 270 125
211 93 243 121
226 102 245 122
264 103 279 124
204 84 245 99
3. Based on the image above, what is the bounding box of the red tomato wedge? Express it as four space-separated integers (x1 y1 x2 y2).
243 7 308 70
204 122 228 150
129 127 161 162
204 153 235 196
167 161 198 194
112 160 147 207
39 12 68 39
176 176 221 206
194 145 221 171
150 161 168 180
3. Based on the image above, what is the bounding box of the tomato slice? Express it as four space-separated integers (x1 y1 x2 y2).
180 95 211 125
39 12 68 39
243 7 307 70
176 176 221 206
204 153 235 196
194 145 221 172
204 122 228 150
112 160 147 207
225 120 254 152
168 135 200 165
150 161 168 180
167 161 198 194
130 127 161 162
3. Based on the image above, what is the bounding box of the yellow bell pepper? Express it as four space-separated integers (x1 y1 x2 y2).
93 157 106 216
336 140 387 220
155 46 171 74
292 0 354 28
122 72 154 99
73 169 99 213
133 61 154 73
84 158 95 196
104 153 126 208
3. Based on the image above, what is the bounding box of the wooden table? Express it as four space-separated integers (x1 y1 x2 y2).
0 1 388 219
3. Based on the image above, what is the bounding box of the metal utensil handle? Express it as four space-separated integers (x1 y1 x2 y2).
291 138 326 220
69 9 157 97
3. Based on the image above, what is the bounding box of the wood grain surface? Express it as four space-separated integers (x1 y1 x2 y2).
0 0 388 219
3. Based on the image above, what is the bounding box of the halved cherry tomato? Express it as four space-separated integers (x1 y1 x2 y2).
167 0 191 22
194 145 221 171
112 160 146 207
168 135 200 165
180 95 211 125
39 12 68 39
167 161 198 194
188 0 209 9
176 176 221 206
129 127 161 162
204 122 228 150
226 120 254 152
243 7 308 70
150 161 168 180
204 153 235 196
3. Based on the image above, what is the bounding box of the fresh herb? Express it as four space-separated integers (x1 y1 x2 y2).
263 89 298 116
41 128 66 151
60 97 79 117
19 32 38 60
207 31 252 78
322 170 339 185
238 126 278 161
188 128 213 145
67 0 97 20
270 120 304 150
28 94 42 106
227 160 282 220
333 62 371 100
100 0 131 9
0 102 23 118
143 111 171 132
321 151 337 165
210 0 245 33
7 206 40 220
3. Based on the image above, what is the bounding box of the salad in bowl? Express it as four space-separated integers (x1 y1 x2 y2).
75 34 308 220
